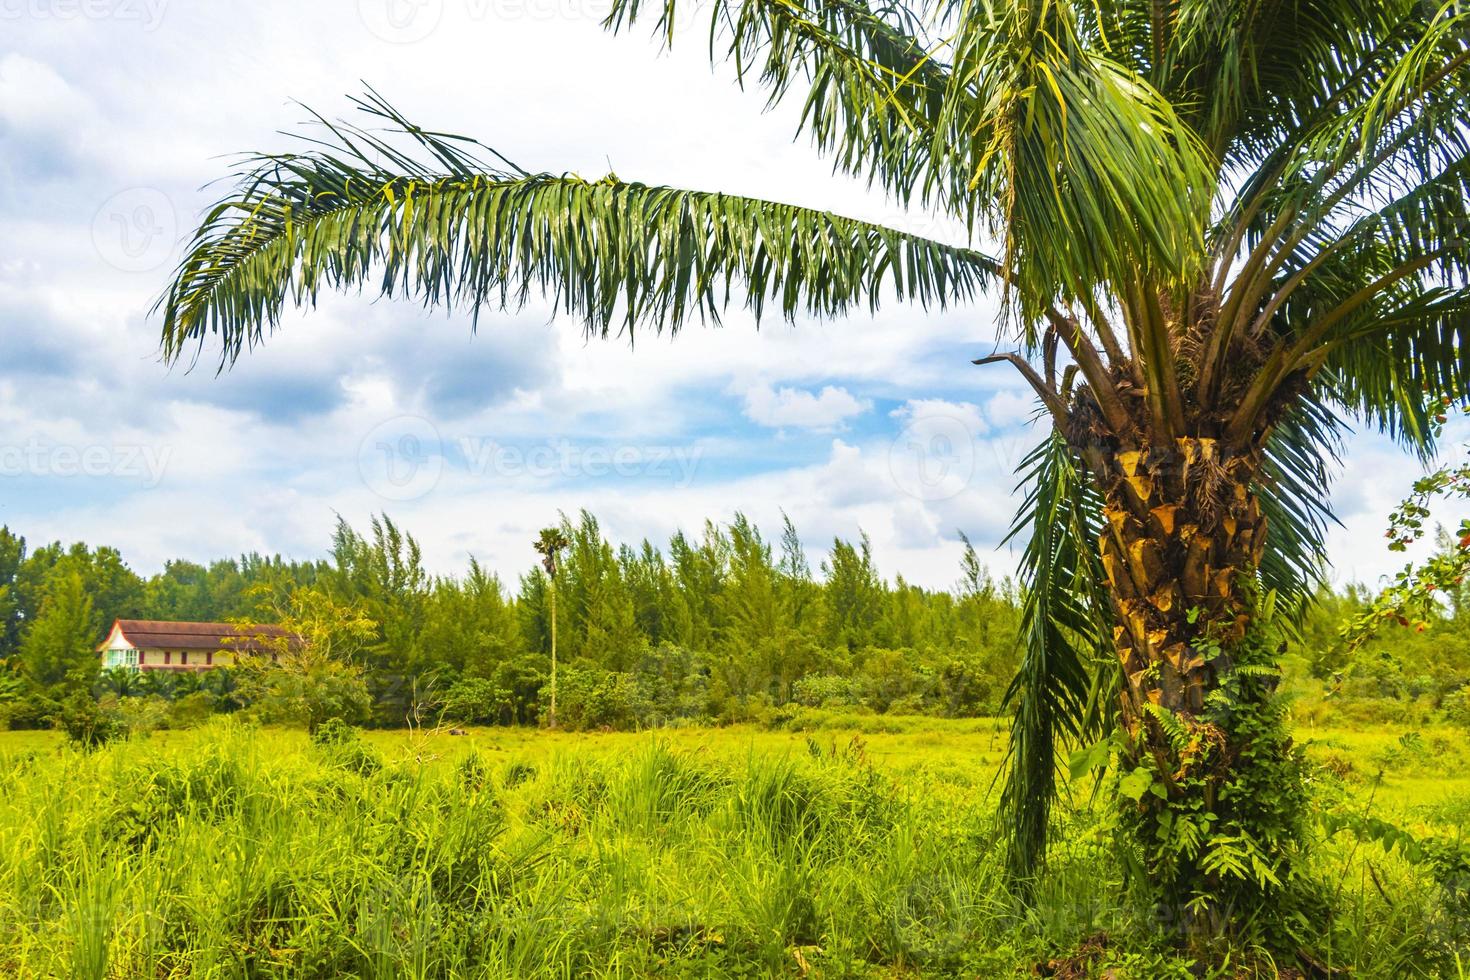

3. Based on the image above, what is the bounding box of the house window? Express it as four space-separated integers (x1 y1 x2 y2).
206 652 214 666
138 651 146 666
180 652 188 666
164 651 171 665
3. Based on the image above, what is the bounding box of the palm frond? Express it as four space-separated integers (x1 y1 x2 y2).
943 1 1214 330
604 0 968 213
158 92 999 364
1162 0 1415 162
1317 290 1470 455
1256 396 1343 627
998 427 1117 880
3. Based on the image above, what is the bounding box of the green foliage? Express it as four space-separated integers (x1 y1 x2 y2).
0 527 24 659
438 676 505 725
1446 686 1470 730
18 565 99 694
231 585 375 733
157 91 995 364
309 718 383 776
0 720 1462 976
1344 442 1470 648
1111 615 1311 949
543 663 648 731
55 692 126 749
1000 431 1116 880
0 509 1030 737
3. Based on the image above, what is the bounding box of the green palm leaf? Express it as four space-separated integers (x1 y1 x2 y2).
158 91 998 365
998 428 1116 878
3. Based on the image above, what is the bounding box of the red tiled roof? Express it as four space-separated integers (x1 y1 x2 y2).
98 619 295 653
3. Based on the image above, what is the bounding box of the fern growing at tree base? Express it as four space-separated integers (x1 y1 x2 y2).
1110 609 1312 953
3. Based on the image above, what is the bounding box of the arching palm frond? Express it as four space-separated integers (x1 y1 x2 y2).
1256 397 1343 627
1213 4 1470 443
999 429 1116 879
158 92 999 365
1320 291 1470 452
612 0 1216 337
605 0 967 212
942 1 1214 332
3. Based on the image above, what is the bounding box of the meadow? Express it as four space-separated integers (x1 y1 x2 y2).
0 714 1466 978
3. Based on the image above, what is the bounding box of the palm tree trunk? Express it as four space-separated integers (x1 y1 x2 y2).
1085 433 1302 934
548 580 558 729
1094 436 1268 720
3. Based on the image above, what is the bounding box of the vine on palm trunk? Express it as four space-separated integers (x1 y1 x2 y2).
1104 592 1311 948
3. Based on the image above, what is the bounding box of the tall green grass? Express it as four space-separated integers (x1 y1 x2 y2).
0 719 1462 977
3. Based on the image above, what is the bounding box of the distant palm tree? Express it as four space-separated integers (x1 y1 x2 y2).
97 667 140 698
158 0 1469 905
533 527 569 728
136 669 173 700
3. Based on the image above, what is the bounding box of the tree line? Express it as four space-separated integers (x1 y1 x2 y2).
5 510 1468 735
0 513 1025 730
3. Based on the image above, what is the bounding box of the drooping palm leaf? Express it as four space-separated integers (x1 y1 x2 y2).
998 428 1116 878
605 0 966 212
158 92 999 365
1255 396 1344 627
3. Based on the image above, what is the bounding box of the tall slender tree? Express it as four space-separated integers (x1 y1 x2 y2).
157 0 1470 924
534 526 569 728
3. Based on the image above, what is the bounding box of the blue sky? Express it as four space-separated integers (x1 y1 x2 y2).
1 0 1465 589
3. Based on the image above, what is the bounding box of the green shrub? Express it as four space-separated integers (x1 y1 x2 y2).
310 718 383 776
0 691 56 731
545 664 649 731
310 717 360 748
791 674 865 708
1444 685 1470 730
56 693 127 748
117 695 172 734
439 676 503 725
166 691 215 729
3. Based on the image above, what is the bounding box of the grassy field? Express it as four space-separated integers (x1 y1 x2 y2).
0 715 1466 978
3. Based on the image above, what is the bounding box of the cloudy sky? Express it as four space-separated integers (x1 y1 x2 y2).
1 0 1464 590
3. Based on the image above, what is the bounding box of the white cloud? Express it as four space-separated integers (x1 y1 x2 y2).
0 54 90 131
985 389 1037 428
890 398 988 436
743 383 869 430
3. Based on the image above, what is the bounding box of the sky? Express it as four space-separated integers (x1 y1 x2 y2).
0 0 1465 591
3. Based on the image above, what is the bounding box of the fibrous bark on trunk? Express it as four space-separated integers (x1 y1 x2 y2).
1092 436 1268 723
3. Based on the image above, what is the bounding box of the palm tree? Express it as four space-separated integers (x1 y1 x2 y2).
97 666 140 698
533 527 569 728
158 0 1469 920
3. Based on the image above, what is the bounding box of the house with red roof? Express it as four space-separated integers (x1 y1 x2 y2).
96 619 291 671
